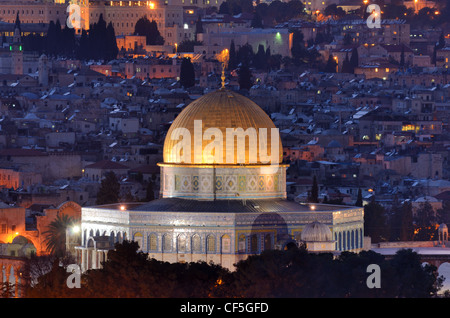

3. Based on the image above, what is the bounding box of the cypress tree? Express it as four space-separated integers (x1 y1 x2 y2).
45 21 57 57
355 188 363 207
134 15 164 45
325 55 337 73
195 16 203 36
254 44 266 70
180 57 196 88
106 22 119 60
251 11 263 28
291 30 305 64
237 63 253 90
77 29 90 60
350 47 359 73
309 176 319 203
96 171 121 205
228 40 237 70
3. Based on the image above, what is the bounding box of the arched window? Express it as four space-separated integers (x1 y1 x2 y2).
238 235 246 253
207 235 215 253
192 234 201 253
163 234 172 252
221 235 231 253
149 234 157 251
134 232 143 250
250 234 258 253
177 234 186 253
264 234 272 251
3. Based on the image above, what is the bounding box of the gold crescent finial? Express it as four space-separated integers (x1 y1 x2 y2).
216 49 229 90
221 62 226 89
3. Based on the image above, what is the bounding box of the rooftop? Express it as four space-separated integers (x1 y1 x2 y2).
114 198 358 213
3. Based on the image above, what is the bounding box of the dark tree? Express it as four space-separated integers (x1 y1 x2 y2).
179 57 196 88
134 15 164 45
195 15 203 36
343 33 352 45
218 1 230 14
228 40 237 70
45 21 59 57
324 54 337 73
251 11 264 28
237 63 253 90
76 29 90 60
105 22 119 60
342 53 352 73
349 47 359 72
399 201 414 241
254 44 266 70
236 43 254 67
96 171 121 205
414 201 437 241
308 175 319 203
291 30 305 63
364 200 388 243
176 40 202 53
355 188 363 207
386 249 442 297
60 26 76 58
145 181 155 202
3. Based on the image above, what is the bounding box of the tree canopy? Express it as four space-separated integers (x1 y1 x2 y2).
95 171 121 205
25 242 443 298
134 15 164 45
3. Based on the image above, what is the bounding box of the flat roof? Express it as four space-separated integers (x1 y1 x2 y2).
110 198 358 213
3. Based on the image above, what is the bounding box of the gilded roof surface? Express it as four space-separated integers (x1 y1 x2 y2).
163 89 283 165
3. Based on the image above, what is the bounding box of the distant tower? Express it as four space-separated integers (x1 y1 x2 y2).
38 54 49 87
10 12 23 75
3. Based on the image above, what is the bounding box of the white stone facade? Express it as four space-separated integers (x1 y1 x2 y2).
78 203 364 272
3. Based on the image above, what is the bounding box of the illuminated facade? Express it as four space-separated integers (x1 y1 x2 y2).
196 28 292 59
0 0 188 42
77 88 365 271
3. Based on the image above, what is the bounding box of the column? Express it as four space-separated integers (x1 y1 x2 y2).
81 248 87 272
14 271 19 298
92 249 97 269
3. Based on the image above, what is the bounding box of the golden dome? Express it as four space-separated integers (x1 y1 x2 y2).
163 89 283 165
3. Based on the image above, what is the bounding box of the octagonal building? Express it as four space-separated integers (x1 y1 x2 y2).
77 88 364 271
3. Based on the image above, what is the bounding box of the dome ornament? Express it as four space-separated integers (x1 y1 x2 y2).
216 49 229 90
